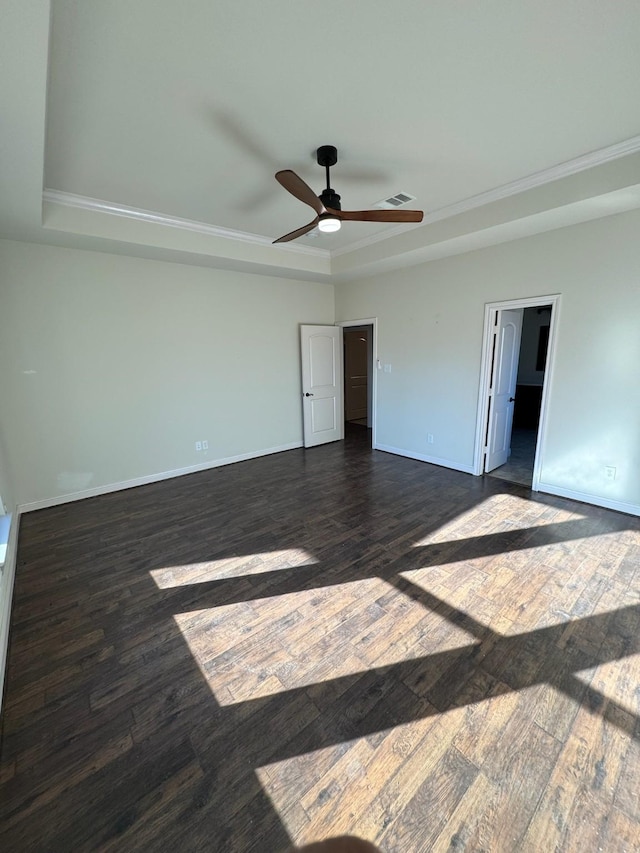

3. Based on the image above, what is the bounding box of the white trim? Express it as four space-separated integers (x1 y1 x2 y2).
338 317 378 448
473 302 498 476
334 136 640 257
531 300 561 491
536 483 640 518
18 441 303 514
332 221 426 257
375 443 476 475
0 514 19 710
46 134 640 263
42 190 329 260
473 294 561 491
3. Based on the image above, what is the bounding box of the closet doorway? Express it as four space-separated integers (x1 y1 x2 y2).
340 319 377 449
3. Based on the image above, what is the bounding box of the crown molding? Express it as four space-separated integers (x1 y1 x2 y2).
43 133 640 265
42 190 329 259
332 133 640 258
332 220 425 257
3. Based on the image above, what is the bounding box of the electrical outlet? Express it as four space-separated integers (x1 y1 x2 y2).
604 466 616 480
195 441 202 452
427 434 434 444
202 440 209 451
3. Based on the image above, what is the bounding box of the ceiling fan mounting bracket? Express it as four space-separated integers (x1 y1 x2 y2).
316 145 338 168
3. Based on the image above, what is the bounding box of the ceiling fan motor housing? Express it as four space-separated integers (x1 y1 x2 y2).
319 188 341 210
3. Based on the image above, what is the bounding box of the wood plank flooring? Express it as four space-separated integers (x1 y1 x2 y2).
1 425 639 852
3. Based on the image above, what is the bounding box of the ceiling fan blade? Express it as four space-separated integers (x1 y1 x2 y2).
329 208 424 223
272 217 319 244
276 170 324 215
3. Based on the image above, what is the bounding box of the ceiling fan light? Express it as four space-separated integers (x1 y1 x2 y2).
318 214 341 234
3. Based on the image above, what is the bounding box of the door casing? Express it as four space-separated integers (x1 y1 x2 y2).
473 294 561 491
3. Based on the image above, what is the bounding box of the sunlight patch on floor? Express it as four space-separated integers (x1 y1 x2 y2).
150 548 318 587
402 532 636 636
253 687 526 848
575 656 640 719
410 493 586 547
173 577 476 706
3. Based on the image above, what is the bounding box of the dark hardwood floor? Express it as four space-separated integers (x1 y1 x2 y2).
1 426 639 852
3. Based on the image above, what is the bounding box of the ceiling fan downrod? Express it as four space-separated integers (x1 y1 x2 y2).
316 145 341 210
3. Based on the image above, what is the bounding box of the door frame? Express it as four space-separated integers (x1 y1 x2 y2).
337 318 378 448
473 294 561 491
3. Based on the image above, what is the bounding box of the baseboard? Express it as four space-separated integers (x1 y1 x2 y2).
0 513 19 711
537 482 640 517
18 441 303 513
374 443 476 475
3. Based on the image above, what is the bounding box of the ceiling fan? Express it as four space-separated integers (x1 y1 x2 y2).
273 145 424 243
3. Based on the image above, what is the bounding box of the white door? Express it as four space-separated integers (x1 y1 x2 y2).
485 308 523 472
300 324 344 448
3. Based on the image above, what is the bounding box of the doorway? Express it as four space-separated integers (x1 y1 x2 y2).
474 295 560 490
340 320 376 449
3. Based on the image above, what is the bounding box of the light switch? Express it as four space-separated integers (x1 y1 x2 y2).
384 363 392 373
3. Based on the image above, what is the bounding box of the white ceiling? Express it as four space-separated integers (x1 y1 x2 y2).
2 1 640 281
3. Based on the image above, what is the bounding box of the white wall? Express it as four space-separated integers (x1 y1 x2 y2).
336 209 640 513
0 240 334 506
0 429 14 514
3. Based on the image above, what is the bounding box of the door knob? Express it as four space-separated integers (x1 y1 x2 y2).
305 392 314 397
509 396 516 402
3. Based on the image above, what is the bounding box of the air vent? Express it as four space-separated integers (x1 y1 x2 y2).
375 191 417 210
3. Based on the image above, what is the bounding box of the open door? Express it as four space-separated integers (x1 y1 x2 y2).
485 308 523 472
300 324 344 448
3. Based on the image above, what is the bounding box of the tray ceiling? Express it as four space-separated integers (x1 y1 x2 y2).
2 1 640 280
